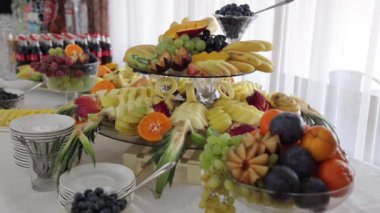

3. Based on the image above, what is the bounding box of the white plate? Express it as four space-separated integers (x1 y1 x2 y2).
9 114 75 135
59 163 135 194
10 126 74 137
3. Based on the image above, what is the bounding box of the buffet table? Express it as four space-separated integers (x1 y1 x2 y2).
0 85 379 213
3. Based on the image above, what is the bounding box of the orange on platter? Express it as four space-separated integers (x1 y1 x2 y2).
301 126 338 162
318 159 354 192
65 44 84 57
259 109 282 135
138 112 172 143
91 80 115 94
97 65 112 77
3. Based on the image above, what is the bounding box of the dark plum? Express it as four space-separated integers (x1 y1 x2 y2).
269 112 304 145
281 146 316 178
294 177 330 211
264 166 300 200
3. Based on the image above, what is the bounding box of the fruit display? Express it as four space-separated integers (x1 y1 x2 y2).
198 108 354 213
124 15 273 77
70 187 127 213
30 44 98 92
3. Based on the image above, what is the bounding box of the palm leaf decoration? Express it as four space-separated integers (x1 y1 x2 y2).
144 119 192 198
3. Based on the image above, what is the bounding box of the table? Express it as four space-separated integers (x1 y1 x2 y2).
0 82 380 213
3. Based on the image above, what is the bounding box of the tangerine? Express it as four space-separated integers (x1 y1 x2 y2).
318 159 353 192
91 80 115 94
259 109 282 135
138 112 172 143
65 44 84 57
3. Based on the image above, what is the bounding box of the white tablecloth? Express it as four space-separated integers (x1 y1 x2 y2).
0 83 380 213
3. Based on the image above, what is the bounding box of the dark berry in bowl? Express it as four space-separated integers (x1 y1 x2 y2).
264 166 300 200
294 177 330 211
281 146 316 178
269 112 304 145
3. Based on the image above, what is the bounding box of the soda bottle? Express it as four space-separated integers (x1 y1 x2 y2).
28 34 43 63
51 33 64 48
101 34 112 64
63 32 76 47
89 33 102 60
75 34 89 53
39 34 53 57
16 35 30 66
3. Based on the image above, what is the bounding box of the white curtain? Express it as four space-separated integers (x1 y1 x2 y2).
109 0 380 166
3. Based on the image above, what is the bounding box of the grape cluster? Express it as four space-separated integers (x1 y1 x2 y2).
198 29 228 53
215 3 254 17
71 187 127 213
158 34 206 55
199 131 241 213
30 55 80 78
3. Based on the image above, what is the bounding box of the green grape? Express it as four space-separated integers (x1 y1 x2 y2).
212 144 222 155
201 190 211 200
184 40 195 51
207 135 219 145
206 175 221 189
199 200 207 209
180 34 190 43
163 37 173 43
220 133 231 140
167 45 176 55
157 44 166 54
222 146 230 156
230 136 242 146
192 36 201 42
213 159 225 171
174 39 183 48
204 143 213 151
219 138 229 147
224 179 234 192
48 48 56 56
195 40 206 51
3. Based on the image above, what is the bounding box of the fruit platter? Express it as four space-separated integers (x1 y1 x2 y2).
2 2 356 213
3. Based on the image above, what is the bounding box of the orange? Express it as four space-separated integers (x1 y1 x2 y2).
301 126 337 162
318 159 353 192
65 44 84 57
97 65 112 77
259 109 282 135
91 80 115 94
138 112 172 143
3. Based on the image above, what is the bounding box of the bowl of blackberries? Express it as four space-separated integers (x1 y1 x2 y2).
214 3 257 43
69 187 129 213
0 88 24 109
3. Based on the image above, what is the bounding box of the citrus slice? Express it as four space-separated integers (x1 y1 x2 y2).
138 112 172 143
65 44 84 57
91 80 116 94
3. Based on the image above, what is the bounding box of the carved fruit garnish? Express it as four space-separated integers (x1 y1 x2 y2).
242 130 280 154
227 142 269 184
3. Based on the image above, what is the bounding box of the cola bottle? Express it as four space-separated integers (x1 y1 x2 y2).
28 34 43 63
75 34 89 53
16 35 30 66
51 33 64 48
39 34 53 57
63 32 76 47
100 34 112 64
89 33 102 60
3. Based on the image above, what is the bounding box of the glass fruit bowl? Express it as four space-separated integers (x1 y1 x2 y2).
45 55 99 93
230 177 355 213
213 14 257 43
